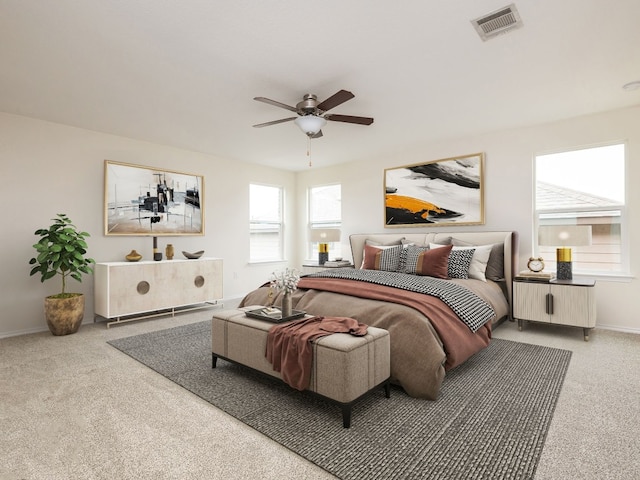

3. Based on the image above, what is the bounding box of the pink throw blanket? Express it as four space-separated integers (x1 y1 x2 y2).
266 316 368 391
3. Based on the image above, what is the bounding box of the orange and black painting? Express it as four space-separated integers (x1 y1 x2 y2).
384 153 484 227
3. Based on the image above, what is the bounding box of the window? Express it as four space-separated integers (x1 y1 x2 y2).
249 184 283 262
309 184 342 259
535 143 626 275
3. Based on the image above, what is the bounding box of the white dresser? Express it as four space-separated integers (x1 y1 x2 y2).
94 257 223 326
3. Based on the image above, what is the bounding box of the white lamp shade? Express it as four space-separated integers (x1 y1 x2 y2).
538 225 592 247
310 228 341 243
295 115 327 135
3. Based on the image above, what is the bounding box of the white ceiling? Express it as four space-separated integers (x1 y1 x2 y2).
1 0 639 171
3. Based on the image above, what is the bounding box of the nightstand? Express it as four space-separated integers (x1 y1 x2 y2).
513 278 596 341
302 262 354 274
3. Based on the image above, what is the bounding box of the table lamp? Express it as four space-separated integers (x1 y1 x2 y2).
538 225 592 280
310 228 341 265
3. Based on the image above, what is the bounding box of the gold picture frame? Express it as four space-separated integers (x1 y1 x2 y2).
104 160 204 236
384 153 484 227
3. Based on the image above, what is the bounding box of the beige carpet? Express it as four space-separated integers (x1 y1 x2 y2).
1 308 640 479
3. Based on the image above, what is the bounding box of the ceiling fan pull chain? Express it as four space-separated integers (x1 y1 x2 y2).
307 135 312 167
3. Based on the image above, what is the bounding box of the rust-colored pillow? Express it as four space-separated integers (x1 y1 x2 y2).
413 244 453 278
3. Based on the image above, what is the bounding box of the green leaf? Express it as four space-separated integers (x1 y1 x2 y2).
43 271 56 281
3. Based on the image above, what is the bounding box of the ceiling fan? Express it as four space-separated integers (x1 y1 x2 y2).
252 89 374 138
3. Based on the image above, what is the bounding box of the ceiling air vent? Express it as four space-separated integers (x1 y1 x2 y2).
471 3 523 41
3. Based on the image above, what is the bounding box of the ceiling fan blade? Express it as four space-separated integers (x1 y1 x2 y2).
254 97 298 113
325 114 374 125
252 117 297 128
317 90 355 112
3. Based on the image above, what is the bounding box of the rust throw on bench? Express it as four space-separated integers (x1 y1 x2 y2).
266 316 368 390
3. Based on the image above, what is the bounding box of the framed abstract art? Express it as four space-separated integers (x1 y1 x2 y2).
384 153 484 227
104 160 204 236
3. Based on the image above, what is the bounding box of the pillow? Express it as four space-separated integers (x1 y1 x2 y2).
361 239 404 269
447 248 476 279
451 238 504 281
404 244 452 278
362 244 404 272
365 238 403 246
403 236 451 248
429 243 476 279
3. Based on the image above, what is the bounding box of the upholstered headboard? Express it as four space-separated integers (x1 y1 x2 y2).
349 231 518 314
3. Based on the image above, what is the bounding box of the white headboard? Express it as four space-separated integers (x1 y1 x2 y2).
349 231 518 315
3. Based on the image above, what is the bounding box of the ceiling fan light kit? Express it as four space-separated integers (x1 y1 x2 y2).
294 115 327 136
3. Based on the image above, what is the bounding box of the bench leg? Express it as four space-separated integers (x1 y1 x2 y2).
341 405 352 429
212 353 218 368
384 380 391 398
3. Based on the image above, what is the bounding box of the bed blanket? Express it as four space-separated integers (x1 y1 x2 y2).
305 269 495 332
241 277 493 399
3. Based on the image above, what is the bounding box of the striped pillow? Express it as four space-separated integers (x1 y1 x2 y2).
404 244 452 278
362 244 404 272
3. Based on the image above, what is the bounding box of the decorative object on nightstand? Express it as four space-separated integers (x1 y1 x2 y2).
515 257 555 282
165 243 174 260
527 257 544 273
323 260 352 267
538 225 592 280
310 228 341 265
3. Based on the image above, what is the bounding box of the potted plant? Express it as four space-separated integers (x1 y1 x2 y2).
29 214 95 335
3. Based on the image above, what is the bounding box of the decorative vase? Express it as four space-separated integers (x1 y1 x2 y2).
281 291 293 318
125 249 142 262
44 294 85 336
153 236 162 261
165 244 174 260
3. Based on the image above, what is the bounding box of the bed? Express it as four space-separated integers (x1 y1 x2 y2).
239 231 517 400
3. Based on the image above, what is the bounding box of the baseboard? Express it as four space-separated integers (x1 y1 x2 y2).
1 297 246 339
0 325 49 339
596 324 640 335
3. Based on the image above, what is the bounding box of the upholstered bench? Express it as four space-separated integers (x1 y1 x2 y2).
211 306 391 428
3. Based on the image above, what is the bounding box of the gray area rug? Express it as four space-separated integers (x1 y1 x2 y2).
108 321 571 480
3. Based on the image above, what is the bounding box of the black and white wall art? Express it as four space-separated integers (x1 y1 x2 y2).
104 160 204 236
384 153 484 227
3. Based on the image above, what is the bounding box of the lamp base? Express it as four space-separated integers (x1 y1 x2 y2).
556 247 573 280
318 242 329 265
557 261 573 280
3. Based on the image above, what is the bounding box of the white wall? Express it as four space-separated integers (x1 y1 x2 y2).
296 105 640 332
0 112 297 337
3 105 639 337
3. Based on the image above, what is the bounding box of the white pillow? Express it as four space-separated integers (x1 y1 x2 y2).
429 243 492 282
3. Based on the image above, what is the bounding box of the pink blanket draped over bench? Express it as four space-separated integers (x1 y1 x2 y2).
266 316 368 391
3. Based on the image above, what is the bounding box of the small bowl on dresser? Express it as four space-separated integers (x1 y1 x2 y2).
182 250 204 259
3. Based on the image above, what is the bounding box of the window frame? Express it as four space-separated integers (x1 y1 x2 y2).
308 183 342 261
533 141 629 278
249 183 285 263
